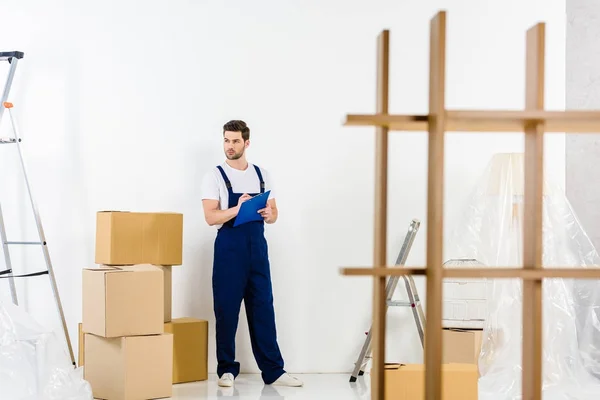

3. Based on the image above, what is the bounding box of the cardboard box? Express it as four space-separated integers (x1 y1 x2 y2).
95 211 183 266
84 333 173 400
162 266 172 323
164 318 208 383
382 363 478 400
442 328 483 365
121 264 172 323
78 323 85 367
82 265 164 338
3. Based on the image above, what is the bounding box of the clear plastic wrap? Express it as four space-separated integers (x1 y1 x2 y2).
444 152 600 400
0 300 92 400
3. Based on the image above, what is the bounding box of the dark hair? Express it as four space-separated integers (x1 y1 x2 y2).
223 120 250 141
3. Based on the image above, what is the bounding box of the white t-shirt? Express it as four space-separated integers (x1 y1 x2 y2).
201 162 275 228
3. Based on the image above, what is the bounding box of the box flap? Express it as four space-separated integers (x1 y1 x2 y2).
84 265 161 274
82 266 123 274
172 317 209 325
120 264 162 272
447 328 483 334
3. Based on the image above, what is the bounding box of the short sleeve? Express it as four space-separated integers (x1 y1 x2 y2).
262 168 276 200
201 169 220 201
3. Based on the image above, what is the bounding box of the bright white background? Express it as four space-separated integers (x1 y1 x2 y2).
0 0 565 374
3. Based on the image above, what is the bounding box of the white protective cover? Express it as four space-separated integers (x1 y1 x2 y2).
444 152 600 399
0 300 92 400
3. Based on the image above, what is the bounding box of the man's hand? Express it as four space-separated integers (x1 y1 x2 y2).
257 203 273 222
237 193 252 209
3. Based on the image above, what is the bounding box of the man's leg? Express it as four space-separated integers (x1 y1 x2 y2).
213 234 248 379
245 243 286 384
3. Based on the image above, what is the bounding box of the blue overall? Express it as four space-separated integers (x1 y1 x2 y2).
212 164 286 384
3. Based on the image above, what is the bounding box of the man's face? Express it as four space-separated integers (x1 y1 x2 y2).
223 130 248 160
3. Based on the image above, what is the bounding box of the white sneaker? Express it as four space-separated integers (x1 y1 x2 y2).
272 373 303 387
218 373 235 387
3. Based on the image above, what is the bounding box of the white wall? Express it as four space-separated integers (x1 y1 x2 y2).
0 0 565 374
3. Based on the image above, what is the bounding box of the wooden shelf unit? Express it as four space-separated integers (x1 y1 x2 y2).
340 10 600 400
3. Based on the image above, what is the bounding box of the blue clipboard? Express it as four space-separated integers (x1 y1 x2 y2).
234 190 271 227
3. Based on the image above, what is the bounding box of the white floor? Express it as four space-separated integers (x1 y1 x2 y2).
170 374 371 400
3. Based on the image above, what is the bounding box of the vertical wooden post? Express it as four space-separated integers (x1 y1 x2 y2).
371 29 390 400
523 23 545 400
424 11 447 400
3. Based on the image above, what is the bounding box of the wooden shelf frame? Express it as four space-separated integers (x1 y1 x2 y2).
344 110 600 133
339 10 600 400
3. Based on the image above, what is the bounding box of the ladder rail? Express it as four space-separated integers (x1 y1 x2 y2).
0 53 76 367
5 106 76 366
0 57 18 127
0 56 21 306
403 275 425 343
0 202 18 304
350 218 422 382
385 220 420 299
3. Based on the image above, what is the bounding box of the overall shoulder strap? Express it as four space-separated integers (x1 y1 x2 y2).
215 165 233 191
252 165 265 193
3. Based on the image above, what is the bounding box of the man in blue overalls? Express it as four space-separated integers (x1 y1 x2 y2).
201 120 303 388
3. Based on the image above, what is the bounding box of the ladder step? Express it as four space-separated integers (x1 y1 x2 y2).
0 137 17 144
387 300 414 307
5 241 46 245
0 51 24 62
0 269 49 279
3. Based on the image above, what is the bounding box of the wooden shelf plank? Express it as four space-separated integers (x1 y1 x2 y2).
344 114 428 130
449 110 600 132
344 110 600 133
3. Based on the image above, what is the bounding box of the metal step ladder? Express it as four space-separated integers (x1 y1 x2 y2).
349 218 425 382
0 51 75 366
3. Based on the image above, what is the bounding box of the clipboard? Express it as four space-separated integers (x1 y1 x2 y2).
234 190 271 227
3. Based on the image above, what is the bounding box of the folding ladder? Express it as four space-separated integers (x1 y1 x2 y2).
349 218 425 382
0 51 75 366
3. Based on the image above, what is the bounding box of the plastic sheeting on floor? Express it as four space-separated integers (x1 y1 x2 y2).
0 300 92 400
445 152 600 400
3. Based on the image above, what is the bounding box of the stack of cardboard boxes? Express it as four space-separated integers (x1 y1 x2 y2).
381 339 481 400
79 211 209 400
380 328 485 398
382 363 479 399
378 324 503 399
